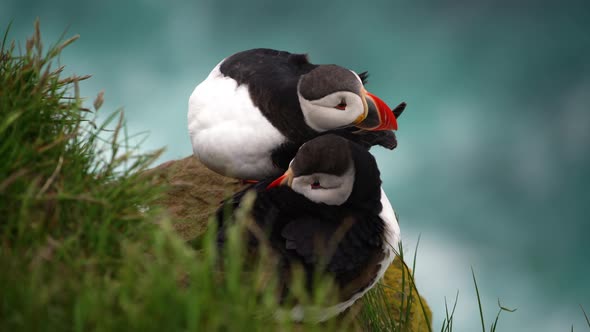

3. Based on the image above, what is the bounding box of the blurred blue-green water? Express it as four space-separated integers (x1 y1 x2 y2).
4 0 590 330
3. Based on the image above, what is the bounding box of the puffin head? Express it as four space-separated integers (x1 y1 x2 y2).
267 134 381 206
297 65 401 133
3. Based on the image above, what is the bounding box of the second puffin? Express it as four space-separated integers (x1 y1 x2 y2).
217 134 400 322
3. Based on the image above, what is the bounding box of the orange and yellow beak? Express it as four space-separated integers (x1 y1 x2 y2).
355 89 401 131
266 169 293 190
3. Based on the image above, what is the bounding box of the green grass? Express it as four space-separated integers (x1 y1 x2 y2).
9 19 583 332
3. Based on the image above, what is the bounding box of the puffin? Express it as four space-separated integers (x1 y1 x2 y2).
216 134 400 322
188 48 406 180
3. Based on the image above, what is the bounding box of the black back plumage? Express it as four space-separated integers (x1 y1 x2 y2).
216 138 386 301
219 48 398 171
220 48 318 143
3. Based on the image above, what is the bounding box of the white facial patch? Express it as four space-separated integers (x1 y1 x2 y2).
298 91 364 132
290 165 355 206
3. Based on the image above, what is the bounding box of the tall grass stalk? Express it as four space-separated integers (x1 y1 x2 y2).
581 305 590 329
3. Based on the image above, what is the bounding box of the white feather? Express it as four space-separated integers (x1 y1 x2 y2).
188 61 287 179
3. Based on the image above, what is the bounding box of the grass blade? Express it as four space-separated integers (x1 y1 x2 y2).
471 267 486 332
397 243 406 330
581 304 590 328
403 234 421 327
396 254 432 332
490 299 516 332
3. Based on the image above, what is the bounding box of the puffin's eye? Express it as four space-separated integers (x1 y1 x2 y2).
311 180 321 189
335 101 347 110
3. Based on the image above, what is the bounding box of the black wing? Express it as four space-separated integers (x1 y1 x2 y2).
216 180 292 248
280 212 385 288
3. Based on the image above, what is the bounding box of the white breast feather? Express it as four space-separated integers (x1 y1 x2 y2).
188 61 287 179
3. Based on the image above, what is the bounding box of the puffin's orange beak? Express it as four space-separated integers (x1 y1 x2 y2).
266 169 293 190
356 90 401 131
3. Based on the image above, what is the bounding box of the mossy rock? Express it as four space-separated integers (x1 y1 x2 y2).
382 258 432 330
147 156 248 240
149 156 431 330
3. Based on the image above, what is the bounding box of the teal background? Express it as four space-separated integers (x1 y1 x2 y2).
4 1 589 330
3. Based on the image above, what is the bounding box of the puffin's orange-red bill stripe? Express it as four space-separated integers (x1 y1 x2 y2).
266 173 288 190
366 91 398 131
